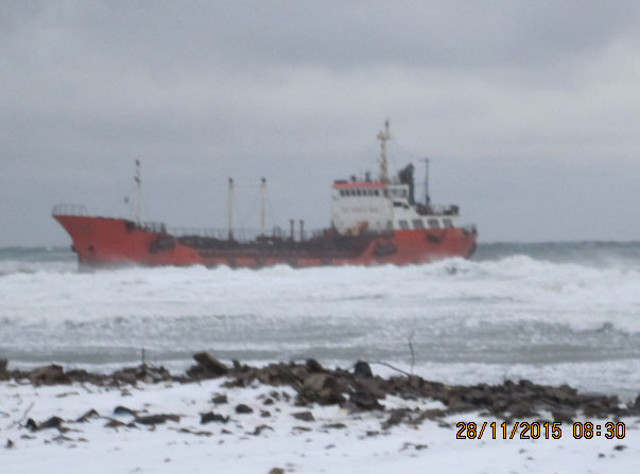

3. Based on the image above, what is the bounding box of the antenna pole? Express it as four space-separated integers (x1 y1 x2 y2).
377 120 391 183
228 178 234 241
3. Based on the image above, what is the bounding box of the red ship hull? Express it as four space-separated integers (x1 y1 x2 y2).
54 214 477 269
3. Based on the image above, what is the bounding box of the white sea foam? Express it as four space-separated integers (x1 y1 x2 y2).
2 257 639 328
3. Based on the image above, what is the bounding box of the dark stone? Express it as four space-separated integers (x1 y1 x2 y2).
507 402 538 419
444 393 477 413
235 404 253 414
356 379 386 399
354 361 373 378
211 393 228 404
269 468 285 474
138 365 171 383
323 422 347 429
26 416 64 431
461 386 492 406
419 409 446 421
382 408 411 429
191 352 229 377
135 414 180 425
300 373 345 405
551 408 574 423
317 387 346 405
304 373 333 392
40 416 64 430
548 385 578 405
177 427 213 437
251 424 274 436
292 425 312 432
65 368 106 385
28 365 71 385
306 359 324 373
349 389 384 411
200 412 229 424
291 366 308 382
292 411 315 422
113 371 138 385
113 406 137 417
135 414 167 425
76 409 99 423
104 419 128 428
25 418 39 432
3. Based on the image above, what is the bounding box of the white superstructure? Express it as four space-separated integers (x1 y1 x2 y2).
331 121 461 236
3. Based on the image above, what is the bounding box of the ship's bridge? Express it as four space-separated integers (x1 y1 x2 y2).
331 180 393 235
331 178 461 236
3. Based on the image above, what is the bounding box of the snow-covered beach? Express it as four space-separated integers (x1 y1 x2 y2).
1 358 638 474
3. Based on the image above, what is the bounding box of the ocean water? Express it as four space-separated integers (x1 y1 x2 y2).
1 242 640 400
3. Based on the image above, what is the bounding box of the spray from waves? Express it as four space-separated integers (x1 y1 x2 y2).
2 241 640 273
2 252 640 332
3 244 640 397
476 241 640 270
2 245 640 400
0 246 76 276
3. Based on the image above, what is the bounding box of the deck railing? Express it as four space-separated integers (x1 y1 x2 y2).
51 204 325 242
51 204 89 216
170 226 324 243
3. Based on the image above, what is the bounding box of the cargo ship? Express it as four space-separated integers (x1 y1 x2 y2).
53 122 477 269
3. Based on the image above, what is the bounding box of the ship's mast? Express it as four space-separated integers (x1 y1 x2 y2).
260 177 267 235
228 178 234 240
422 158 431 207
377 120 391 183
133 159 142 225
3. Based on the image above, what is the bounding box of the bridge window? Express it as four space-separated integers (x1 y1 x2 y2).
443 218 454 228
412 219 424 229
428 219 441 228
398 219 409 230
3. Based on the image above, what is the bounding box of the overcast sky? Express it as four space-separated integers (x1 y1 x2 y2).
2 0 640 246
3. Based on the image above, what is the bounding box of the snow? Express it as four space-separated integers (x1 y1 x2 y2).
1 377 638 473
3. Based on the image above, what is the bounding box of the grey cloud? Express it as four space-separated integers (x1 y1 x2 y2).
2 0 640 245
